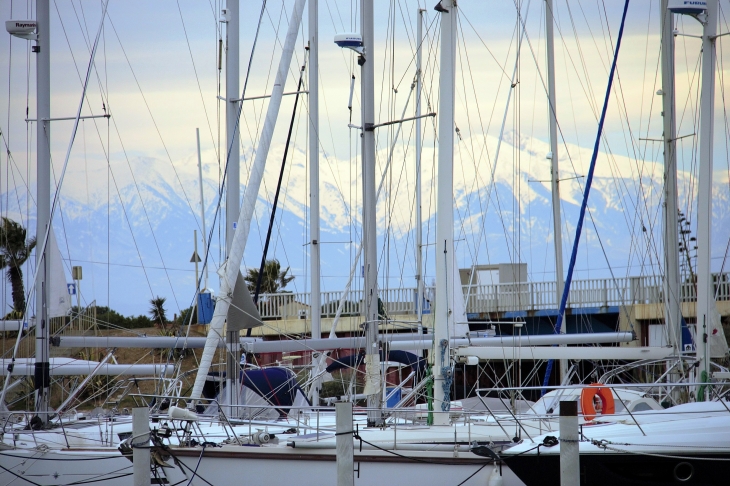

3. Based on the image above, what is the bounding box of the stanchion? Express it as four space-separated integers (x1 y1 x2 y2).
336 402 354 486
559 401 579 485
133 407 150 486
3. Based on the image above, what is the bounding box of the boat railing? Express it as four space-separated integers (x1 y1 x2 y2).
595 356 730 405
6 383 730 452
2 402 509 451
1 411 40 447
0 408 142 448
0 410 79 448
480 382 730 438
126 393 577 448
6 380 730 451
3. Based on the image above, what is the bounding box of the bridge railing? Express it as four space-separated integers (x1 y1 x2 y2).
254 272 730 319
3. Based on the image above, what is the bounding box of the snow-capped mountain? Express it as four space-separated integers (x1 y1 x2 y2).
2 133 729 317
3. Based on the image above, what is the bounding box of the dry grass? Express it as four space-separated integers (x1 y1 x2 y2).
4 325 232 412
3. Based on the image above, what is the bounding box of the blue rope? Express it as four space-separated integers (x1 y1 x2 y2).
541 0 631 395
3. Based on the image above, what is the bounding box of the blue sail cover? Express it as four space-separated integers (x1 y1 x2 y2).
243 368 310 413
203 367 311 416
326 350 426 378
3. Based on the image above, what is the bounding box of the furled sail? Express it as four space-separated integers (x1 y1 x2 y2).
48 228 71 318
451 253 469 337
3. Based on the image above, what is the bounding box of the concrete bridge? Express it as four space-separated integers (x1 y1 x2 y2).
251 272 730 346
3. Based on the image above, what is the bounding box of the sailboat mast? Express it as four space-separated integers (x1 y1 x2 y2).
696 0 717 393
433 0 456 427
545 0 566 382
190 0 307 403
660 0 682 354
415 8 425 341
224 0 240 417
308 0 321 405
225 0 240 253
34 0 51 425
196 128 209 290
361 0 382 427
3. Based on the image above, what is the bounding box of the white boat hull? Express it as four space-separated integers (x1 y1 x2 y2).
0 448 133 486
162 445 525 486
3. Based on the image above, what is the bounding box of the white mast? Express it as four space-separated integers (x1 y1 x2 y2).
34 0 51 425
308 0 321 405
433 0 456 427
660 1 682 354
696 0 717 396
190 0 307 402
545 0 567 382
361 0 382 427
415 8 425 351
224 0 241 417
196 128 209 290
225 1 240 254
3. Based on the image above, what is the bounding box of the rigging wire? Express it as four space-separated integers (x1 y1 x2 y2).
504 0 657 323
54 4 183 312
252 64 307 305
105 16 204 248
542 0 631 393
0 0 111 407
175 0 220 162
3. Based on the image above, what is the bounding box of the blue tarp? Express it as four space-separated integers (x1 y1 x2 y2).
681 316 695 351
197 292 214 324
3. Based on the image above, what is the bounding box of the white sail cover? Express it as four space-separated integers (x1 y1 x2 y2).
710 306 728 358
190 0 307 401
48 228 71 318
451 255 469 337
363 354 382 395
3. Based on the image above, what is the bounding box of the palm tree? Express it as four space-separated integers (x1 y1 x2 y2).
244 259 294 295
149 296 169 329
0 218 37 316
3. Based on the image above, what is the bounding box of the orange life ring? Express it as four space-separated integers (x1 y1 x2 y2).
579 383 615 421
